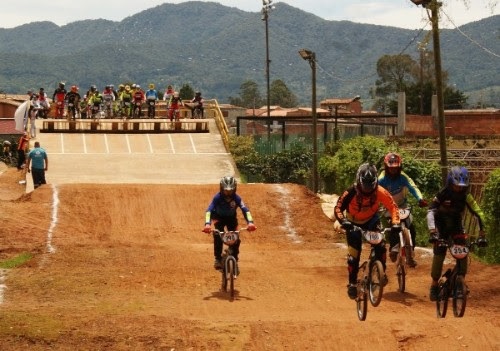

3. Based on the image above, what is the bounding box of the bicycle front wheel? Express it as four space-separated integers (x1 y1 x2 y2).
227 258 235 299
436 279 449 318
369 260 384 307
453 275 467 317
396 261 406 293
356 281 368 321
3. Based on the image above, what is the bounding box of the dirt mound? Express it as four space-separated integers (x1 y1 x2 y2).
0 175 499 350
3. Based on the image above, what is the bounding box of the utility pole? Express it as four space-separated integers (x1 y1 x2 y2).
262 0 274 140
411 0 448 184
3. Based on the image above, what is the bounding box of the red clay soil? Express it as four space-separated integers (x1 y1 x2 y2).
0 167 499 350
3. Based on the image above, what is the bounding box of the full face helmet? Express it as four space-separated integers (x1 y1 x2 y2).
384 152 402 177
59 82 65 89
447 166 469 192
195 91 201 96
90 85 97 92
149 83 155 89
220 176 237 197
356 163 378 195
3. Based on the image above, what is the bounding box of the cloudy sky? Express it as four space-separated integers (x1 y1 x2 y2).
0 0 497 30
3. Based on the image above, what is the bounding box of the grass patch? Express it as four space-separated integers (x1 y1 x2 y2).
0 252 33 269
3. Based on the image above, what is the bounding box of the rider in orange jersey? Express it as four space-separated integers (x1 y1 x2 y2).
334 163 400 299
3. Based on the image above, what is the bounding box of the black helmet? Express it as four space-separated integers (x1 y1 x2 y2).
220 176 237 195
195 91 201 96
356 163 378 194
447 166 469 189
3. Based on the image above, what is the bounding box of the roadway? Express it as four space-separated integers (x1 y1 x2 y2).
24 118 236 191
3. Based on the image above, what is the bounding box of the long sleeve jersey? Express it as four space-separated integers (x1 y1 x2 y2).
334 185 400 225
427 187 485 232
205 193 254 224
378 171 423 208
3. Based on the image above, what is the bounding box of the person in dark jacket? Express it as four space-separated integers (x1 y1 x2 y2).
427 166 487 301
202 176 256 270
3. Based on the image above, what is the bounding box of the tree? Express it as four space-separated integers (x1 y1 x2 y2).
179 84 194 100
228 80 263 108
270 79 298 108
375 54 417 98
373 52 465 114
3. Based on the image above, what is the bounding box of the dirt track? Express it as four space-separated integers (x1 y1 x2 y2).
0 166 499 350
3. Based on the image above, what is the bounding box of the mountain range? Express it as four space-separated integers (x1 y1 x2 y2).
0 1 498 106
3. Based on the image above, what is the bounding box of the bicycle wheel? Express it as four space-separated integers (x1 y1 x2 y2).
436 279 449 318
220 258 228 292
356 281 368 321
453 275 467 317
369 260 384 307
228 258 236 299
396 260 406 293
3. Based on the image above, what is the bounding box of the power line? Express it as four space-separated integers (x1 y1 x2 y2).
441 9 500 59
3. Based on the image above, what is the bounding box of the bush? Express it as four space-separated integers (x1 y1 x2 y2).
481 168 500 263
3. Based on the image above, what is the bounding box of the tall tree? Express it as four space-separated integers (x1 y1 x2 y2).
375 54 417 98
179 84 194 100
228 80 262 108
270 79 298 108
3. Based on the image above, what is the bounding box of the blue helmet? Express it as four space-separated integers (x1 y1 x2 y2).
447 166 469 188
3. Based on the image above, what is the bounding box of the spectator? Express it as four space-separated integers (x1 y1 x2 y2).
26 141 48 189
17 132 30 170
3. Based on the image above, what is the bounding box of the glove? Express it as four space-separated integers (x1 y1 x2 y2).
247 223 256 232
418 199 428 207
429 232 439 243
391 224 401 236
202 224 211 233
341 220 353 231
477 234 488 248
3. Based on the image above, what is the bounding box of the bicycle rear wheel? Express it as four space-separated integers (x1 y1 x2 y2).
369 260 384 307
453 275 467 317
396 261 406 293
356 281 368 321
436 279 449 318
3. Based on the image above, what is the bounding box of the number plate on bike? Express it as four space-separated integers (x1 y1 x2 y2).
222 232 238 245
450 244 469 259
363 231 383 244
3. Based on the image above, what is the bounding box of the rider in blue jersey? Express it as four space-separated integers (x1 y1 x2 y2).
378 152 427 267
202 176 256 270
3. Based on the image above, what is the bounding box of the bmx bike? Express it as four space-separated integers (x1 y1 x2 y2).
353 225 387 321
434 234 487 318
212 228 247 300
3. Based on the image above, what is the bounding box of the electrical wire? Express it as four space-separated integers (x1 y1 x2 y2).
441 9 500 59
